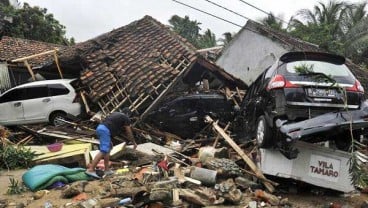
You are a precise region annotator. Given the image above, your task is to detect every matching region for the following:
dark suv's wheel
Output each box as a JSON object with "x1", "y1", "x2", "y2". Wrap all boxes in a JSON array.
[
  {"x1": 49, "y1": 111, "x2": 67, "y2": 126},
  {"x1": 256, "y1": 116, "x2": 273, "y2": 148}
]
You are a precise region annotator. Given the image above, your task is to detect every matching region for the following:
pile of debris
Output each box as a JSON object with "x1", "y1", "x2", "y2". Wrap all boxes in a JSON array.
[{"x1": 0, "y1": 113, "x2": 292, "y2": 207}]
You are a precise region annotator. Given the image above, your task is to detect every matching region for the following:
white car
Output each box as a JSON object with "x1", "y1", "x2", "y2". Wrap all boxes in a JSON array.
[{"x1": 0, "y1": 79, "x2": 82, "y2": 126}]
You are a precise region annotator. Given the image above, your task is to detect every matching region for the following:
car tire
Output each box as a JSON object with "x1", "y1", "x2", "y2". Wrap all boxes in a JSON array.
[
  {"x1": 49, "y1": 111, "x2": 67, "y2": 126},
  {"x1": 256, "y1": 116, "x2": 273, "y2": 148}
]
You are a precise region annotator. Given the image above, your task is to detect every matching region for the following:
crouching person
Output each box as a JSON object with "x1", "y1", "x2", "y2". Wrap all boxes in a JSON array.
[{"x1": 86, "y1": 111, "x2": 137, "y2": 178}]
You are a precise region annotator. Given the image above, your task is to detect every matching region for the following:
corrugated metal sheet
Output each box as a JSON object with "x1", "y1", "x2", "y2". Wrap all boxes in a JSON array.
[{"x1": 0, "y1": 63, "x2": 11, "y2": 93}]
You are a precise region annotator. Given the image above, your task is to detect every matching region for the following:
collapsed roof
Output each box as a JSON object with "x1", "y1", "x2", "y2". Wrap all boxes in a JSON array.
[{"x1": 46, "y1": 15, "x2": 245, "y2": 116}]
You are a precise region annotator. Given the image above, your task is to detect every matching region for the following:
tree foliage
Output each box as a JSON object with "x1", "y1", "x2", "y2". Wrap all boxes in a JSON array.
[
  {"x1": 288, "y1": 0, "x2": 368, "y2": 65},
  {"x1": 169, "y1": 15, "x2": 217, "y2": 49},
  {"x1": 218, "y1": 32, "x2": 234, "y2": 46},
  {"x1": 260, "y1": 12, "x2": 285, "y2": 31},
  {"x1": 0, "y1": 1, "x2": 73, "y2": 45}
]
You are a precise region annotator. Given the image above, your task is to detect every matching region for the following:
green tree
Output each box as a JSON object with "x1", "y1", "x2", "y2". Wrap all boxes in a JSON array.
[
  {"x1": 343, "y1": 2, "x2": 367, "y2": 31},
  {"x1": 260, "y1": 12, "x2": 285, "y2": 31},
  {"x1": 0, "y1": 2, "x2": 73, "y2": 45},
  {"x1": 168, "y1": 15, "x2": 218, "y2": 49},
  {"x1": 344, "y1": 17, "x2": 368, "y2": 64},
  {"x1": 169, "y1": 15, "x2": 201, "y2": 47},
  {"x1": 197, "y1": 29, "x2": 217, "y2": 48},
  {"x1": 289, "y1": 0, "x2": 367, "y2": 65},
  {"x1": 289, "y1": 1, "x2": 348, "y2": 53},
  {"x1": 218, "y1": 32, "x2": 234, "y2": 46}
]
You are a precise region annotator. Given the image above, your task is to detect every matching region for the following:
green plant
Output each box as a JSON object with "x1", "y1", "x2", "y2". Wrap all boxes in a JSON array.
[
  {"x1": 6, "y1": 177, "x2": 27, "y2": 195},
  {"x1": 348, "y1": 141, "x2": 368, "y2": 188},
  {"x1": 294, "y1": 63, "x2": 315, "y2": 74},
  {"x1": 0, "y1": 144, "x2": 36, "y2": 170}
]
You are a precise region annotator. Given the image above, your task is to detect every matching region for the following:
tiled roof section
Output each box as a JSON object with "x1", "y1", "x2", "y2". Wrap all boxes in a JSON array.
[
  {"x1": 78, "y1": 15, "x2": 198, "y2": 101},
  {"x1": 0, "y1": 36, "x2": 66, "y2": 66},
  {"x1": 245, "y1": 20, "x2": 321, "y2": 52}
]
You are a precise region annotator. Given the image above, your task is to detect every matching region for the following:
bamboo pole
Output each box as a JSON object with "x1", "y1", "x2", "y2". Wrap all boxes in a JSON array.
[
  {"x1": 12, "y1": 49, "x2": 59, "y2": 62},
  {"x1": 53, "y1": 50, "x2": 63, "y2": 79},
  {"x1": 23, "y1": 60, "x2": 36, "y2": 81},
  {"x1": 205, "y1": 115, "x2": 275, "y2": 193}
]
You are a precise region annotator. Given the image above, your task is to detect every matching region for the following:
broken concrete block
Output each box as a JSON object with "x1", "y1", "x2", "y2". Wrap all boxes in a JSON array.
[
  {"x1": 149, "y1": 188, "x2": 172, "y2": 202},
  {"x1": 248, "y1": 201, "x2": 258, "y2": 208},
  {"x1": 190, "y1": 167, "x2": 217, "y2": 186},
  {"x1": 198, "y1": 146, "x2": 228, "y2": 163},
  {"x1": 254, "y1": 189, "x2": 280, "y2": 206},
  {"x1": 62, "y1": 184, "x2": 81, "y2": 199},
  {"x1": 204, "y1": 158, "x2": 242, "y2": 176},
  {"x1": 152, "y1": 178, "x2": 178, "y2": 190},
  {"x1": 234, "y1": 176, "x2": 262, "y2": 190},
  {"x1": 32, "y1": 190, "x2": 49, "y2": 200},
  {"x1": 78, "y1": 198, "x2": 100, "y2": 208}
]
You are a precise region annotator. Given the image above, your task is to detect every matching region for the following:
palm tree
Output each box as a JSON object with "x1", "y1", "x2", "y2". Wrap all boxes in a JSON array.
[
  {"x1": 197, "y1": 29, "x2": 217, "y2": 49},
  {"x1": 169, "y1": 15, "x2": 201, "y2": 47},
  {"x1": 343, "y1": 2, "x2": 367, "y2": 31},
  {"x1": 289, "y1": 0, "x2": 367, "y2": 65},
  {"x1": 291, "y1": 1, "x2": 348, "y2": 38},
  {"x1": 344, "y1": 17, "x2": 368, "y2": 63},
  {"x1": 218, "y1": 32, "x2": 234, "y2": 46},
  {"x1": 260, "y1": 12, "x2": 284, "y2": 31}
]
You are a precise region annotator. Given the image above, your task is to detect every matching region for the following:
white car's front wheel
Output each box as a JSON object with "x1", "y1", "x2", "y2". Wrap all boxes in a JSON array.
[{"x1": 49, "y1": 112, "x2": 67, "y2": 126}]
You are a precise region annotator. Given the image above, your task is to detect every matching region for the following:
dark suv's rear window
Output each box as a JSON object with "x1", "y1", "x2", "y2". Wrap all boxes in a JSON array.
[{"x1": 280, "y1": 60, "x2": 355, "y2": 84}]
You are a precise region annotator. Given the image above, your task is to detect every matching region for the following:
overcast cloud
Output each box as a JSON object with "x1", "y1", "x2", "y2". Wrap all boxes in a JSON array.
[{"x1": 21, "y1": 0, "x2": 366, "y2": 42}]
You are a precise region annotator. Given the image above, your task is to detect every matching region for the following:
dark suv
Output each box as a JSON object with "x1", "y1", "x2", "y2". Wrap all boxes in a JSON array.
[
  {"x1": 240, "y1": 52, "x2": 367, "y2": 155},
  {"x1": 146, "y1": 92, "x2": 235, "y2": 138}
]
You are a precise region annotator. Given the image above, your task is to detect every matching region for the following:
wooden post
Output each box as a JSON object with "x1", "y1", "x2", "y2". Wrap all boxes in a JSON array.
[
  {"x1": 80, "y1": 91, "x2": 91, "y2": 114},
  {"x1": 205, "y1": 115, "x2": 275, "y2": 193},
  {"x1": 236, "y1": 87, "x2": 243, "y2": 102},
  {"x1": 213, "y1": 122, "x2": 230, "y2": 147},
  {"x1": 53, "y1": 49, "x2": 63, "y2": 79},
  {"x1": 23, "y1": 60, "x2": 35, "y2": 81}
]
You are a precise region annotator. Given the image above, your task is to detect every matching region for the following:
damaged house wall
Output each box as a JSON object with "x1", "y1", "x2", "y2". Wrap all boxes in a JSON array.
[
  {"x1": 216, "y1": 20, "x2": 368, "y2": 96},
  {"x1": 49, "y1": 15, "x2": 245, "y2": 117},
  {"x1": 216, "y1": 20, "x2": 320, "y2": 86}
]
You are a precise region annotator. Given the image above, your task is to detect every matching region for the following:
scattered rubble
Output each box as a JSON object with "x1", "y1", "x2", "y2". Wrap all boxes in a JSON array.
[{"x1": 0, "y1": 15, "x2": 367, "y2": 208}]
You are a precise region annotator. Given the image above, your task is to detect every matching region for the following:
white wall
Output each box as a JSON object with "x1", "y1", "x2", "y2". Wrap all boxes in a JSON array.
[{"x1": 216, "y1": 29, "x2": 289, "y2": 85}]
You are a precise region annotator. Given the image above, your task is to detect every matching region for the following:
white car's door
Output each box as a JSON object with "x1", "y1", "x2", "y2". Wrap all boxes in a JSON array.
[
  {"x1": 22, "y1": 85, "x2": 53, "y2": 123},
  {"x1": 0, "y1": 88, "x2": 25, "y2": 125}
]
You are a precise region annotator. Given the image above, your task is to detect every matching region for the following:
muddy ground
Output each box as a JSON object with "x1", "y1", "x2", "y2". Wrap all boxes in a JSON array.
[{"x1": 0, "y1": 169, "x2": 367, "y2": 208}]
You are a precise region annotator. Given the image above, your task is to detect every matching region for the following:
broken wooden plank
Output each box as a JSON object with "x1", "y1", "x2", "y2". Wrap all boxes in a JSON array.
[
  {"x1": 236, "y1": 87, "x2": 243, "y2": 102},
  {"x1": 205, "y1": 115, "x2": 275, "y2": 193},
  {"x1": 12, "y1": 49, "x2": 59, "y2": 62},
  {"x1": 90, "y1": 142, "x2": 126, "y2": 160},
  {"x1": 213, "y1": 122, "x2": 230, "y2": 147},
  {"x1": 26, "y1": 143, "x2": 92, "y2": 166},
  {"x1": 53, "y1": 50, "x2": 63, "y2": 79},
  {"x1": 23, "y1": 60, "x2": 35, "y2": 81},
  {"x1": 80, "y1": 91, "x2": 91, "y2": 115}
]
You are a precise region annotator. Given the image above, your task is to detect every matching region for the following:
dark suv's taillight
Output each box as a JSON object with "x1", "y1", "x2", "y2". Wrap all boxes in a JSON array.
[
  {"x1": 267, "y1": 74, "x2": 298, "y2": 90},
  {"x1": 346, "y1": 80, "x2": 364, "y2": 93}
]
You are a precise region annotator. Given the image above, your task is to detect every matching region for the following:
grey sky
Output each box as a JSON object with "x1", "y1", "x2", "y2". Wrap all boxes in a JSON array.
[{"x1": 21, "y1": 0, "x2": 366, "y2": 42}]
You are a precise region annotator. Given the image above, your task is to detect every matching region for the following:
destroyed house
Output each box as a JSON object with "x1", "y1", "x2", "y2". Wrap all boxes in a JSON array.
[
  {"x1": 0, "y1": 36, "x2": 67, "y2": 93},
  {"x1": 43, "y1": 15, "x2": 245, "y2": 117},
  {"x1": 216, "y1": 20, "x2": 368, "y2": 96}
]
